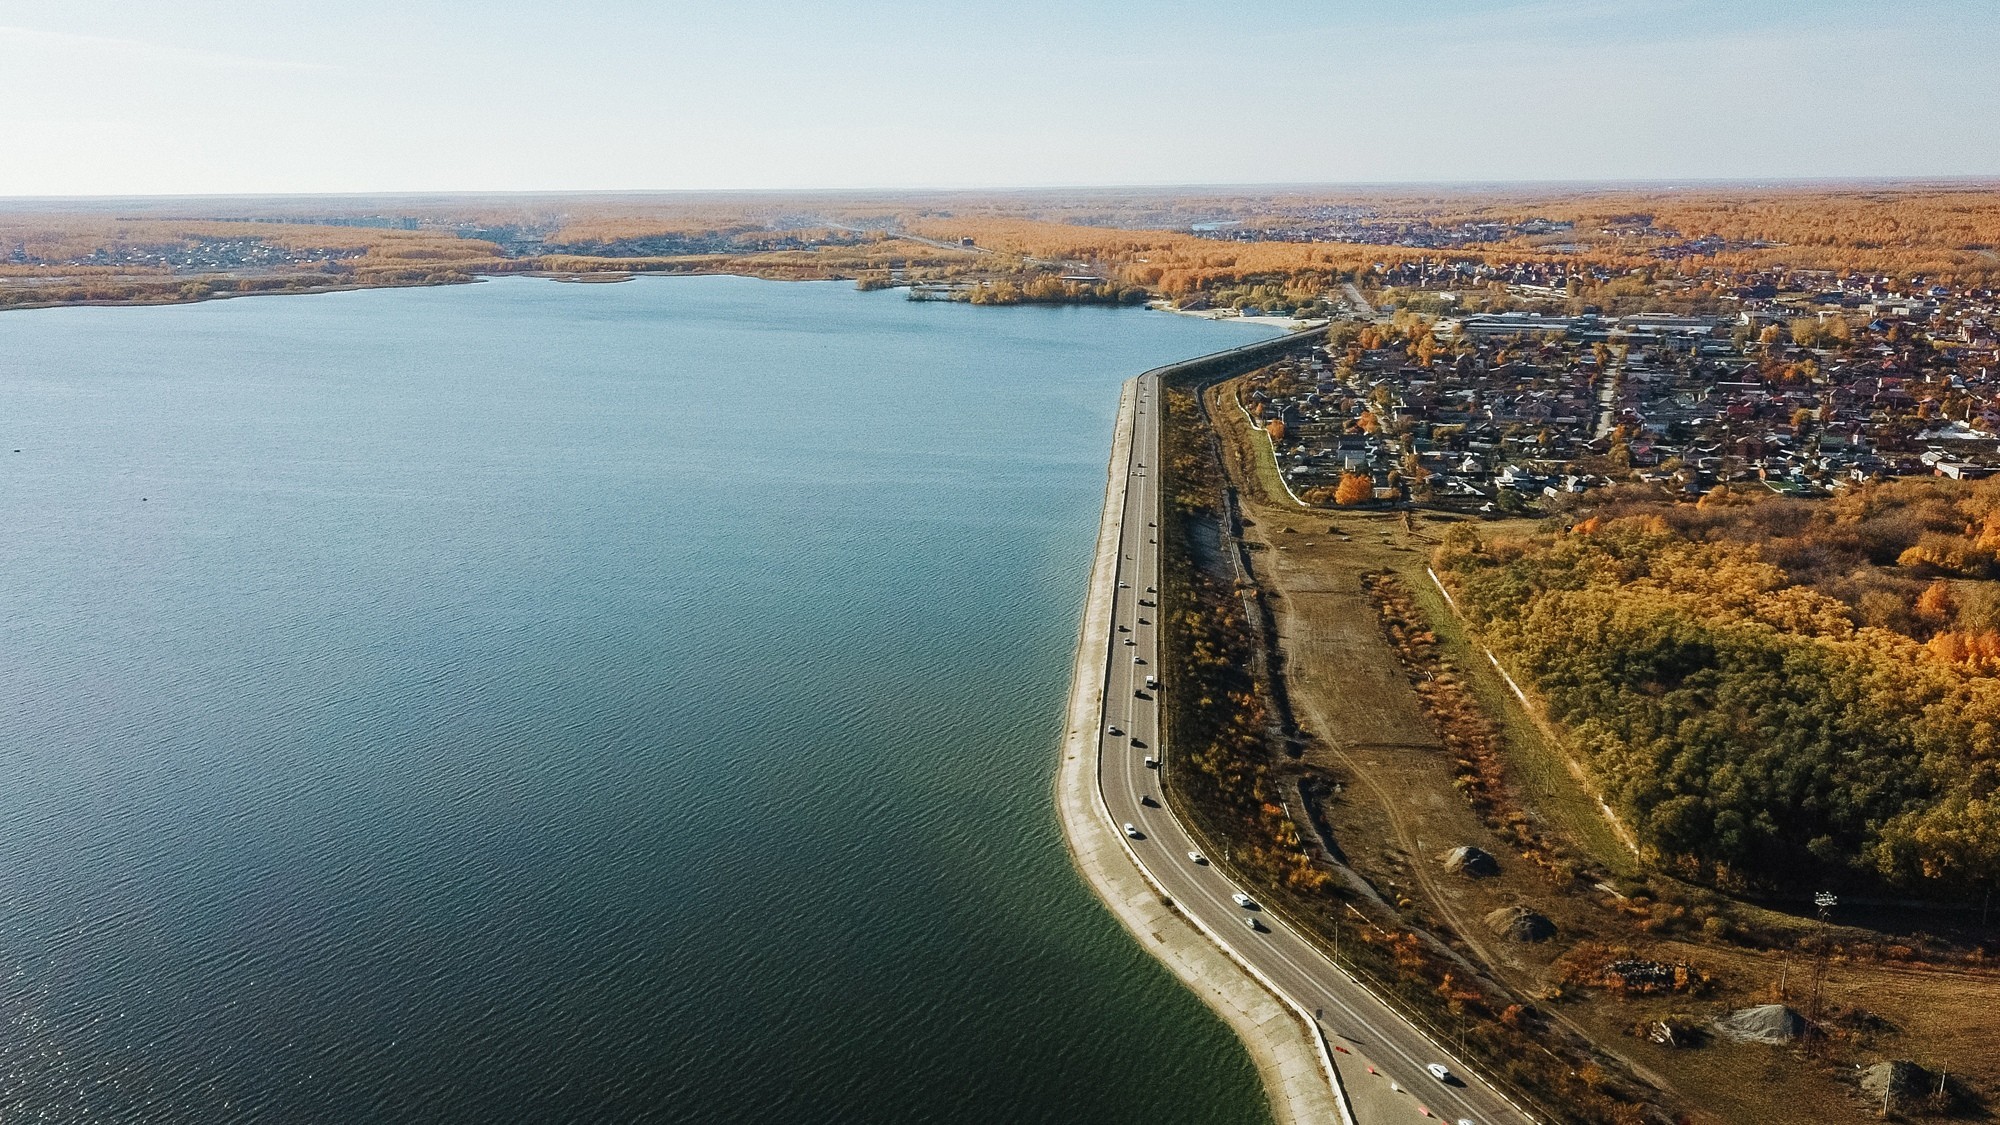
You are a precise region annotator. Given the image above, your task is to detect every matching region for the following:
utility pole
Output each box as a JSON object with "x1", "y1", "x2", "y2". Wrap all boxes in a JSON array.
[{"x1": 1805, "y1": 891, "x2": 1837, "y2": 1057}]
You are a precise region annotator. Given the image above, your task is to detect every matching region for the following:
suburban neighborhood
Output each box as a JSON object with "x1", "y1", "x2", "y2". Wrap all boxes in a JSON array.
[{"x1": 1234, "y1": 264, "x2": 2000, "y2": 510}]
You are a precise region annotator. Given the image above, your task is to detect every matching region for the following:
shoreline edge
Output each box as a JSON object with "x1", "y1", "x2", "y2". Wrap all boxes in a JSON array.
[{"x1": 1053, "y1": 372, "x2": 1343, "y2": 1125}]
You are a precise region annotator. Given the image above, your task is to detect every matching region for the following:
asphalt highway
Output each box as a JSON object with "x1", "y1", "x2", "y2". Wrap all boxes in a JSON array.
[{"x1": 1092, "y1": 371, "x2": 1532, "y2": 1125}]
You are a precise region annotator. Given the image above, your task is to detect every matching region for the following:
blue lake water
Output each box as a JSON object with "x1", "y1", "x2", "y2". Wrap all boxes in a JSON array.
[{"x1": 0, "y1": 276, "x2": 1279, "y2": 1123}]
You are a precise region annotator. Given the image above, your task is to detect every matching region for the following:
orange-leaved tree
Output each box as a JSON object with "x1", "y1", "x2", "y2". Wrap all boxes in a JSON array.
[{"x1": 1334, "y1": 472, "x2": 1374, "y2": 506}]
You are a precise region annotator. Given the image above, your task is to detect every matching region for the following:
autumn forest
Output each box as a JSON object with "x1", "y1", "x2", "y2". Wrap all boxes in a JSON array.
[
  {"x1": 6, "y1": 182, "x2": 2000, "y2": 313},
  {"x1": 1436, "y1": 479, "x2": 2000, "y2": 898}
]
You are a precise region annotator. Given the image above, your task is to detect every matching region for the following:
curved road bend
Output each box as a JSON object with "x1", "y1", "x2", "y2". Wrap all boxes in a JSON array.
[{"x1": 1093, "y1": 371, "x2": 1532, "y2": 1125}]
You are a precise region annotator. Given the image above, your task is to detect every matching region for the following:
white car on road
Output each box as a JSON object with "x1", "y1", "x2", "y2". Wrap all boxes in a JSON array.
[
  {"x1": 1122, "y1": 823, "x2": 1141, "y2": 839},
  {"x1": 1427, "y1": 1063, "x2": 1453, "y2": 1083},
  {"x1": 1231, "y1": 892, "x2": 1257, "y2": 910}
]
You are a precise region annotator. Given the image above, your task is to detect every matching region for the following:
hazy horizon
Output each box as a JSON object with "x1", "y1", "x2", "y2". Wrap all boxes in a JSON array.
[
  {"x1": 6, "y1": 174, "x2": 2000, "y2": 206},
  {"x1": 2, "y1": 0, "x2": 1993, "y2": 196}
]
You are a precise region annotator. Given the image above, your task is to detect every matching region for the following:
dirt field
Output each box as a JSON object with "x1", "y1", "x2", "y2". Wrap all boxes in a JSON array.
[{"x1": 1206, "y1": 376, "x2": 2000, "y2": 1124}]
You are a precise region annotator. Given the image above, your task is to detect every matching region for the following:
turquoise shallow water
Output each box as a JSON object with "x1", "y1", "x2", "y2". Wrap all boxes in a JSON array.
[{"x1": 0, "y1": 276, "x2": 1278, "y2": 1124}]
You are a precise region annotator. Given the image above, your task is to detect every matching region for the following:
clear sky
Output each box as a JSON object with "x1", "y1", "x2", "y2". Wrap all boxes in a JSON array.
[{"x1": 0, "y1": 0, "x2": 1993, "y2": 196}]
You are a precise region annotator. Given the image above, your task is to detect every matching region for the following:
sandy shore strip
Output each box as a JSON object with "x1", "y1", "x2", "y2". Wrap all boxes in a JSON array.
[
  {"x1": 1149, "y1": 303, "x2": 1328, "y2": 333},
  {"x1": 1055, "y1": 376, "x2": 1346, "y2": 1125}
]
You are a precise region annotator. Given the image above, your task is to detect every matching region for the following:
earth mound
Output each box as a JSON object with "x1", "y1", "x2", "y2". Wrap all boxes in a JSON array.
[
  {"x1": 1483, "y1": 905, "x2": 1554, "y2": 942},
  {"x1": 1712, "y1": 1004, "x2": 1805, "y2": 1044},
  {"x1": 1440, "y1": 846, "x2": 1499, "y2": 877}
]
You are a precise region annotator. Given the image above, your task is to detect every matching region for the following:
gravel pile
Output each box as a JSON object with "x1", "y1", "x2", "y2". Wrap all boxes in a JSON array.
[
  {"x1": 1712, "y1": 1004, "x2": 1805, "y2": 1044},
  {"x1": 1440, "y1": 845, "x2": 1499, "y2": 877},
  {"x1": 1483, "y1": 905, "x2": 1555, "y2": 942},
  {"x1": 1859, "y1": 1060, "x2": 1929, "y2": 1104}
]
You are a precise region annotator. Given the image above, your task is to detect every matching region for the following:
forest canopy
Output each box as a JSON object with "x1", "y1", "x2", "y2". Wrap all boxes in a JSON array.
[{"x1": 1434, "y1": 481, "x2": 2000, "y2": 897}]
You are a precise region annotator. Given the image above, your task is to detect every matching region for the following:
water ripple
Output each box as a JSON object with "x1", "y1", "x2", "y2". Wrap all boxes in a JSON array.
[{"x1": 0, "y1": 276, "x2": 1281, "y2": 1125}]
